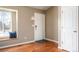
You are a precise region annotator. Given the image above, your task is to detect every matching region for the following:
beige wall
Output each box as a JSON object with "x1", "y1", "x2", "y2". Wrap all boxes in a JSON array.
[
  {"x1": 12, "y1": 12, "x2": 16, "y2": 32},
  {"x1": 0, "y1": 6, "x2": 44, "y2": 47},
  {"x1": 45, "y1": 7, "x2": 58, "y2": 41}
]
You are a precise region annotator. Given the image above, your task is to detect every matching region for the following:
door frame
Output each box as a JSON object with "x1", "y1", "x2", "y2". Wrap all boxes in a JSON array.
[{"x1": 58, "y1": 6, "x2": 62, "y2": 49}]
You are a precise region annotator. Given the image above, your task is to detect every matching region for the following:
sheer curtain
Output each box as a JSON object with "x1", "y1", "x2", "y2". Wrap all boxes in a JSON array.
[{"x1": 0, "y1": 11, "x2": 12, "y2": 33}]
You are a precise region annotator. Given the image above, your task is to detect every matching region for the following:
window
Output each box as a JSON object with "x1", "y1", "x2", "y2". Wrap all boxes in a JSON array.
[{"x1": 0, "y1": 11, "x2": 12, "y2": 33}]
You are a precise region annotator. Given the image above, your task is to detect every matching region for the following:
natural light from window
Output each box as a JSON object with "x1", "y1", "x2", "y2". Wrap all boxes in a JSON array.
[{"x1": 0, "y1": 11, "x2": 12, "y2": 33}]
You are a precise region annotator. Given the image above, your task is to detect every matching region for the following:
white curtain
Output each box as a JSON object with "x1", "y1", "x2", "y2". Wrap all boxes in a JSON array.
[{"x1": 0, "y1": 11, "x2": 12, "y2": 33}]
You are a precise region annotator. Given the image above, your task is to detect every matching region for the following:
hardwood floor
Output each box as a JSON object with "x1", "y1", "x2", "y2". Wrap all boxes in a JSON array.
[{"x1": 0, "y1": 40, "x2": 66, "y2": 52}]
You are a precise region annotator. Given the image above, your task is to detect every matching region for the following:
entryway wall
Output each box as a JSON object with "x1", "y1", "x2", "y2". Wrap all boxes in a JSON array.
[{"x1": 45, "y1": 7, "x2": 58, "y2": 41}]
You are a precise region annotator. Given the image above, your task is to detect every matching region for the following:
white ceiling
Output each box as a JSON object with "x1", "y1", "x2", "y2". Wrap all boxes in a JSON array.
[{"x1": 30, "y1": 6, "x2": 51, "y2": 10}]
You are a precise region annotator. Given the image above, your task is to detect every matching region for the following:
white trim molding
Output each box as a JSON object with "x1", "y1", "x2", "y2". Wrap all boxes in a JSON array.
[{"x1": 45, "y1": 38, "x2": 58, "y2": 43}]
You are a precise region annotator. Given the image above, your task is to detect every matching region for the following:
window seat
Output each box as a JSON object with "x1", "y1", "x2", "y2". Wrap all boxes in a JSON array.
[{"x1": 0, "y1": 32, "x2": 9, "y2": 41}]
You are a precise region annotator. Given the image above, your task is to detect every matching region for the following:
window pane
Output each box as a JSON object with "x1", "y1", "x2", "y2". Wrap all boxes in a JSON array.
[{"x1": 0, "y1": 11, "x2": 12, "y2": 32}]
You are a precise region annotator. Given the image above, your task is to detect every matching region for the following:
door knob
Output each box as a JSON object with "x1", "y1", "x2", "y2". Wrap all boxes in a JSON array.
[
  {"x1": 35, "y1": 25, "x2": 37, "y2": 28},
  {"x1": 35, "y1": 25, "x2": 37, "y2": 30},
  {"x1": 73, "y1": 31, "x2": 77, "y2": 32}
]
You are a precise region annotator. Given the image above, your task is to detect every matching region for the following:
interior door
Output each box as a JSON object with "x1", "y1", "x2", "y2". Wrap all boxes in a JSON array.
[
  {"x1": 60, "y1": 6, "x2": 78, "y2": 52},
  {"x1": 34, "y1": 13, "x2": 45, "y2": 41}
]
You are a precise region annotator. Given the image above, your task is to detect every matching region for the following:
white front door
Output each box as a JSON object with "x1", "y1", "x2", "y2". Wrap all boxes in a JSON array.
[
  {"x1": 34, "y1": 13, "x2": 45, "y2": 41},
  {"x1": 60, "y1": 6, "x2": 78, "y2": 52}
]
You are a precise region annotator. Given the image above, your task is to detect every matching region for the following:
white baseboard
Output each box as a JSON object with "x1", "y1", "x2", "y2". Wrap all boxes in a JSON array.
[
  {"x1": 0, "y1": 40, "x2": 36, "y2": 49},
  {"x1": 45, "y1": 38, "x2": 58, "y2": 43}
]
